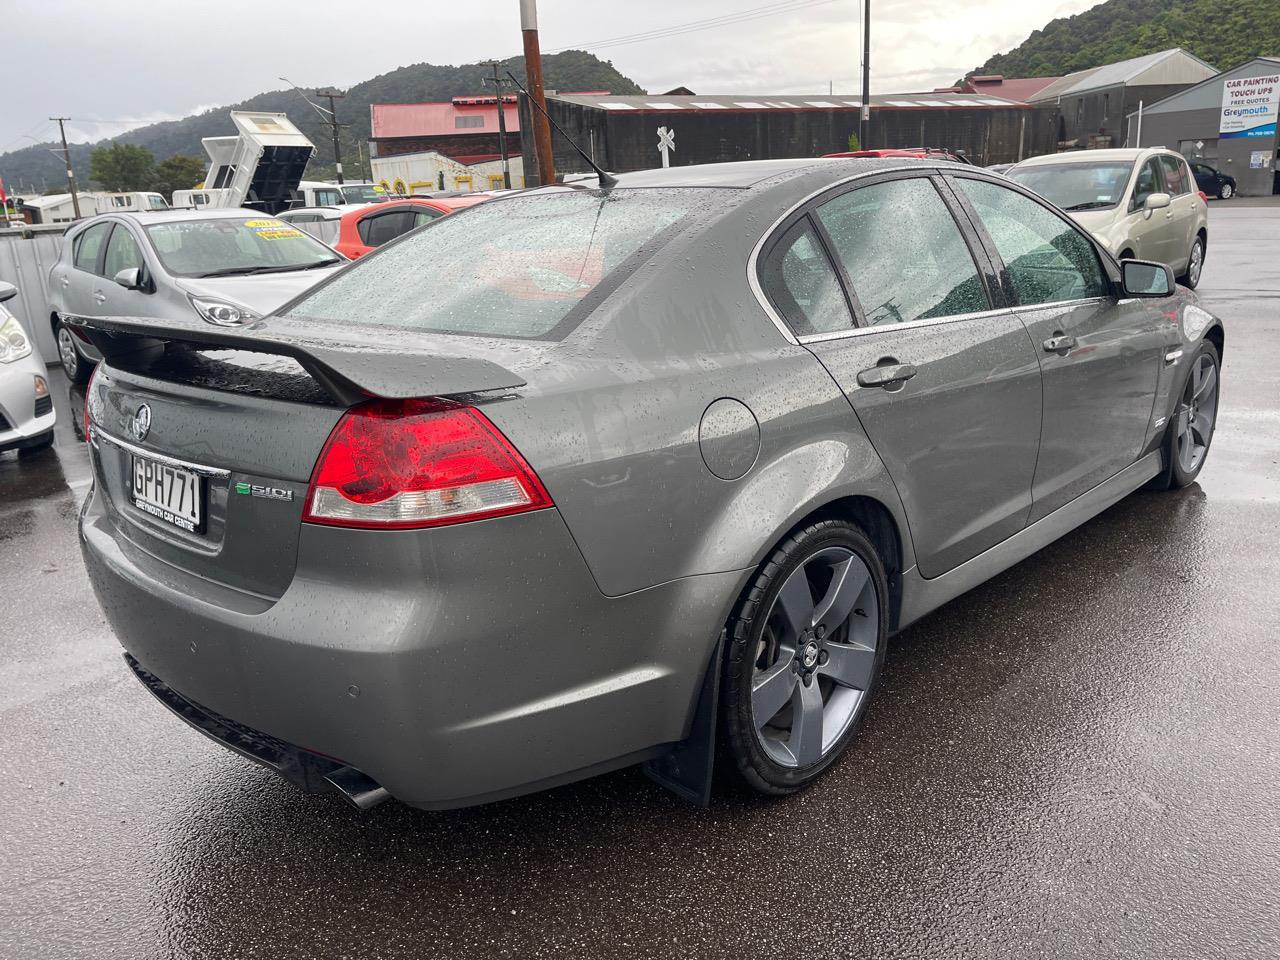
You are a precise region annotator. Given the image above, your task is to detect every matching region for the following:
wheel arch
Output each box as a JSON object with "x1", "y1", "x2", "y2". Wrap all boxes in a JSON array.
[{"x1": 1204, "y1": 320, "x2": 1224, "y2": 363}]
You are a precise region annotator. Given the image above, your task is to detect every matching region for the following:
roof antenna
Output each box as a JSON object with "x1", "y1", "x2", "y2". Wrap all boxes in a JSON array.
[{"x1": 505, "y1": 71, "x2": 617, "y2": 188}]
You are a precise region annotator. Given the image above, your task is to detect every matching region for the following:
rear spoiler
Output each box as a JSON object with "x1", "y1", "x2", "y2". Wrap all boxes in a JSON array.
[{"x1": 63, "y1": 313, "x2": 527, "y2": 405}]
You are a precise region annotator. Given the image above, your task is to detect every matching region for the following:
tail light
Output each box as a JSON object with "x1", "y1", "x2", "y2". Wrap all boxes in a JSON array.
[
  {"x1": 303, "y1": 398, "x2": 553, "y2": 529},
  {"x1": 1198, "y1": 191, "x2": 1209, "y2": 203},
  {"x1": 84, "y1": 364, "x2": 99, "y2": 441}
]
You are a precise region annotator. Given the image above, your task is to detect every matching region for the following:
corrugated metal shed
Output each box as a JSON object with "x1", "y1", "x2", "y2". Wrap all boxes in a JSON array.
[
  {"x1": 1031, "y1": 48, "x2": 1217, "y2": 101},
  {"x1": 549, "y1": 93, "x2": 1028, "y2": 112}
]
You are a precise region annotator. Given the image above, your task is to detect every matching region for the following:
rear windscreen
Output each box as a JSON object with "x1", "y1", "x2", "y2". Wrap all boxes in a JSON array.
[{"x1": 284, "y1": 188, "x2": 724, "y2": 339}]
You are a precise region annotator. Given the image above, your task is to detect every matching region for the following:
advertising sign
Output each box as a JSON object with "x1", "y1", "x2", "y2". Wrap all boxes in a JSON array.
[
  {"x1": 1220, "y1": 74, "x2": 1280, "y2": 139},
  {"x1": 1251, "y1": 150, "x2": 1267, "y2": 169}
]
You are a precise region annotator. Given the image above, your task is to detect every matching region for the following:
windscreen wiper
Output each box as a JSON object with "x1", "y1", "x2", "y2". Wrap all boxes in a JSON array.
[{"x1": 1062, "y1": 201, "x2": 1114, "y2": 211}]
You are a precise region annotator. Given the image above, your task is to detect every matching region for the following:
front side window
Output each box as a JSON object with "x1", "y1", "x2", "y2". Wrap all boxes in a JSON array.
[
  {"x1": 288, "y1": 188, "x2": 716, "y2": 340},
  {"x1": 73, "y1": 222, "x2": 111, "y2": 273},
  {"x1": 103, "y1": 225, "x2": 145, "y2": 278},
  {"x1": 954, "y1": 177, "x2": 1107, "y2": 307},
  {"x1": 815, "y1": 177, "x2": 987, "y2": 326},
  {"x1": 143, "y1": 217, "x2": 340, "y2": 277},
  {"x1": 1159, "y1": 155, "x2": 1191, "y2": 196},
  {"x1": 1131, "y1": 159, "x2": 1163, "y2": 210},
  {"x1": 759, "y1": 218, "x2": 851, "y2": 336},
  {"x1": 357, "y1": 210, "x2": 416, "y2": 247}
]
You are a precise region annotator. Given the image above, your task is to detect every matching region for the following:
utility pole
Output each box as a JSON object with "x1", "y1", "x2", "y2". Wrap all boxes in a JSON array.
[
  {"x1": 519, "y1": 0, "x2": 556, "y2": 186},
  {"x1": 50, "y1": 117, "x2": 81, "y2": 219},
  {"x1": 859, "y1": 0, "x2": 872, "y2": 149},
  {"x1": 315, "y1": 89, "x2": 347, "y2": 184},
  {"x1": 485, "y1": 62, "x2": 513, "y2": 189}
]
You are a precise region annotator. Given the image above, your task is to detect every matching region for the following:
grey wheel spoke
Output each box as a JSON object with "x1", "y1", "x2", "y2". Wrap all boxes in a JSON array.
[
  {"x1": 812, "y1": 559, "x2": 868, "y2": 634},
  {"x1": 787, "y1": 679, "x2": 825, "y2": 766},
  {"x1": 1191, "y1": 358, "x2": 1203, "y2": 396},
  {"x1": 752, "y1": 658, "x2": 797, "y2": 729},
  {"x1": 1193, "y1": 412, "x2": 1212, "y2": 443},
  {"x1": 773, "y1": 566, "x2": 815, "y2": 642},
  {"x1": 819, "y1": 639, "x2": 876, "y2": 690},
  {"x1": 1195, "y1": 363, "x2": 1217, "y2": 401},
  {"x1": 1176, "y1": 405, "x2": 1191, "y2": 440}
]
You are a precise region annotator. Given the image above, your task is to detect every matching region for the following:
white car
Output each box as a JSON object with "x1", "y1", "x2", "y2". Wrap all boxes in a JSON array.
[
  {"x1": 1009, "y1": 148, "x2": 1209, "y2": 288},
  {"x1": 0, "y1": 282, "x2": 55, "y2": 457}
]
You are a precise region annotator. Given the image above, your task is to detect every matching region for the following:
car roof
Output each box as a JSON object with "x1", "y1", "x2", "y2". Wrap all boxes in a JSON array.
[
  {"x1": 545, "y1": 157, "x2": 951, "y2": 193},
  {"x1": 1014, "y1": 147, "x2": 1177, "y2": 168}
]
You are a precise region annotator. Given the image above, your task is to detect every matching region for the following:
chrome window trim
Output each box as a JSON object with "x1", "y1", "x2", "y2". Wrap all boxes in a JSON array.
[
  {"x1": 796, "y1": 306, "x2": 1012, "y2": 343},
  {"x1": 90, "y1": 426, "x2": 231, "y2": 479},
  {"x1": 1010, "y1": 295, "x2": 1110, "y2": 315},
  {"x1": 746, "y1": 164, "x2": 970, "y2": 346}
]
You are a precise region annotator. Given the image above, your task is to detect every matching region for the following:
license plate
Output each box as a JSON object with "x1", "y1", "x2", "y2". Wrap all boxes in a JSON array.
[{"x1": 132, "y1": 455, "x2": 204, "y2": 533}]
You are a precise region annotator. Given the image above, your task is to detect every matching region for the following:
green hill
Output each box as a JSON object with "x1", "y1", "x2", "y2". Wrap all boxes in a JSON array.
[
  {"x1": 1, "y1": 50, "x2": 643, "y2": 192},
  {"x1": 970, "y1": 0, "x2": 1280, "y2": 78}
]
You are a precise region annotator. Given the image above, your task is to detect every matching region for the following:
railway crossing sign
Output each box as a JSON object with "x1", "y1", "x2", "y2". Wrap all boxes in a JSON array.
[{"x1": 657, "y1": 126, "x2": 675, "y2": 167}]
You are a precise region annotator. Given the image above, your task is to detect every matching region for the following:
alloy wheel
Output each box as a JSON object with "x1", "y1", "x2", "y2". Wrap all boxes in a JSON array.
[
  {"x1": 1188, "y1": 240, "x2": 1204, "y2": 287},
  {"x1": 750, "y1": 546, "x2": 879, "y2": 768},
  {"x1": 1177, "y1": 352, "x2": 1218, "y2": 475},
  {"x1": 1220, "y1": 183, "x2": 1234, "y2": 200},
  {"x1": 57, "y1": 326, "x2": 79, "y2": 378}
]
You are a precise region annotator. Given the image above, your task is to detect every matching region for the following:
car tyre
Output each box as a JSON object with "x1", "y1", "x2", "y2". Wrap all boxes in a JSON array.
[
  {"x1": 722, "y1": 518, "x2": 888, "y2": 795},
  {"x1": 1150, "y1": 340, "x2": 1220, "y2": 490},
  {"x1": 1219, "y1": 182, "x2": 1234, "y2": 200},
  {"x1": 54, "y1": 319, "x2": 92, "y2": 384},
  {"x1": 1180, "y1": 236, "x2": 1205, "y2": 289}
]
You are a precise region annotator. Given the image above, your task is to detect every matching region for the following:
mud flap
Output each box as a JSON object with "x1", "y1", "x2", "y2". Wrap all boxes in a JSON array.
[{"x1": 642, "y1": 632, "x2": 723, "y2": 806}]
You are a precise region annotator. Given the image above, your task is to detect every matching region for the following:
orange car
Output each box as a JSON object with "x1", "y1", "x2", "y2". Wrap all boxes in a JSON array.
[{"x1": 334, "y1": 196, "x2": 489, "y2": 259}]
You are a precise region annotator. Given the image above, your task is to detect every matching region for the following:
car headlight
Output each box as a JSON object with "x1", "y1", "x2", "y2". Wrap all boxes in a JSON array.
[
  {"x1": 0, "y1": 314, "x2": 32, "y2": 364},
  {"x1": 190, "y1": 296, "x2": 258, "y2": 327}
]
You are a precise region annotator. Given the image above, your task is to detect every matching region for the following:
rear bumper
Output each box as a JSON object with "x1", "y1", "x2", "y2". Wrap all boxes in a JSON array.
[{"x1": 80, "y1": 486, "x2": 741, "y2": 809}]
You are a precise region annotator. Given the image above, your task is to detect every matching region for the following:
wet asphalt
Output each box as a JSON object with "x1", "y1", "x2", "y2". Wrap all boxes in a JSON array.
[{"x1": 2, "y1": 206, "x2": 1278, "y2": 960}]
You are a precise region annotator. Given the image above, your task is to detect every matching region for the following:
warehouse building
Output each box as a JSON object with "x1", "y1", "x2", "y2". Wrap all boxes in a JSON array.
[
  {"x1": 523, "y1": 92, "x2": 1056, "y2": 178},
  {"x1": 1028, "y1": 48, "x2": 1217, "y2": 149},
  {"x1": 1131, "y1": 57, "x2": 1280, "y2": 196}
]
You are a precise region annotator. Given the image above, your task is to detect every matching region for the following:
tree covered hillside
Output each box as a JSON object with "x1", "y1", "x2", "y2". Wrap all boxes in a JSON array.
[
  {"x1": 1, "y1": 50, "x2": 644, "y2": 191},
  {"x1": 971, "y1": 0, "x2": 1280, "y2": 78}
]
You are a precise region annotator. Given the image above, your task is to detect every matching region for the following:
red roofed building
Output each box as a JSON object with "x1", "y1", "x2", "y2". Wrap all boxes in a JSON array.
[
  {"x1": 935, "y1": 74, "x2": 1063, "y2": 103},
  {"x1": 370, "y1": 95, "x2": 522, "y2": 163}
]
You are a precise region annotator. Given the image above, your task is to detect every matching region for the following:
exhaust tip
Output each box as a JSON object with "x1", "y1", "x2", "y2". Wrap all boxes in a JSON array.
[{"x1": 324, "y1": 765, "x2": 391, "y2": 811}]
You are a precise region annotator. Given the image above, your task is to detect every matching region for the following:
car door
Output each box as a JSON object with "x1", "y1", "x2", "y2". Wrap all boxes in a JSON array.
[
  {"x1": 62, "y1": 221, "x2": 113, "y2": 316},
  {"x1": 1158, "y1": 154, "x2": 1198, "y2": 272},
  {"x1": 1126, "y1": 157, "x2": 1178, "y2": 266},
  {"x1": 767, "y1": 172, "x2": 1043, "y2": 578},
  {"x1": 1191, "y1": 163, "x2": 1216, "y2": 195},
  {"x1": 96, "y1": 221, "x2": 162, "y2": 319},
  {"x1": 947, "y1": 174, "x2": 1166, "y2": 522}
]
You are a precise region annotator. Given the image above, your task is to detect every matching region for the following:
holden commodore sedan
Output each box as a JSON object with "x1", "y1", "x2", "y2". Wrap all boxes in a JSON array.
[
  {"x1": 48, "y1": 210, "x2": 346, "y2": 382},
  {"x1": 72, "y1": 158, "x2": 1224, "y2": 811}
]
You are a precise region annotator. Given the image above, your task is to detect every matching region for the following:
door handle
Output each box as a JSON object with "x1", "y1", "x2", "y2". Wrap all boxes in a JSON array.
[
  {"x1": 60, "y1": 277, "x2": 70, "y2": 289},
  {"x1": 856, "y1": 362, "x2": 917, "y2": 390},
  {"x1": 92, "y1": 290, "x2": 106, "y2": 305},
  {"x1": 1043, "y1": 334, "x2": 1078, "y2": 355}
]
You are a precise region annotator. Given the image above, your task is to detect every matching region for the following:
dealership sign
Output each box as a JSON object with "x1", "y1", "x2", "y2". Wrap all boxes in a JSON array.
[{"x1": 1220, "y1": 74, "x2": 1280, "y2": 139}]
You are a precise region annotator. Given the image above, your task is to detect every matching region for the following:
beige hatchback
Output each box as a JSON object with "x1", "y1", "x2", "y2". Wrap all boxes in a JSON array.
[{"x1": 1009, "y1": 148, "x2": 1208, "y2": 288}]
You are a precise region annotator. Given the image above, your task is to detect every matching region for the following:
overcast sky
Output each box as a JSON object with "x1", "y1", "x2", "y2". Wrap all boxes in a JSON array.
[{"x1": 2, "y1": 0, "x2": 1100, "y2": 151}]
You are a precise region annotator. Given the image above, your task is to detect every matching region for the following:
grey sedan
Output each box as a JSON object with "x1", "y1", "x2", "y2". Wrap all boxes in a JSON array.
[
  {"x1": 73, "y1": 158, "x2": 1224, "y2": 810},
  {"x1": 48, "y1": 209, "x2": 345, "y2": 382}
]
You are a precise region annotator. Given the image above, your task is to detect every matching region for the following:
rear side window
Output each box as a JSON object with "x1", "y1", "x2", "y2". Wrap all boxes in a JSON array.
[
  {"x1": 73, "y1": 222, "x2": 111, "y2": 274},
  {"x1": 815, "y1": 177, "x2": 988, "y2": 326},
  {"x1": 1159, "y1": 155, "x2": 1191, "y2": 196},
  {"x1": 759, "y1": 218, "x2": 851, "y2": 336},
  {"x1": 357, "y1": 210, "x2": 415, "y2": 247},
  {"x1": 289, "y1": 189, "x2": 718, "y2": 340},
  {"x1": 954, "y1": 178, "x2": 1107, "y2": 306}
]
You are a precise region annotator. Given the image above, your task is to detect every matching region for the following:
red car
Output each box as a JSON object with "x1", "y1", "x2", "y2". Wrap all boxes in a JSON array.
[
  {"x1": 823, "y1": 148, "x2": 973, "y2": 164},
  {"x1": 334, "y1": 196, "x2": 489, "y2": 259}
]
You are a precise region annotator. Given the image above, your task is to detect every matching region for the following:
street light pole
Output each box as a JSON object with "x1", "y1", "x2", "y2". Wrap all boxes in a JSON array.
[
  {"x1": 50, "y1": 117, "x2": 81, "y2": 219},
  {"x1": 519, "y1": 0, "x2": 556, "y2": 186}
]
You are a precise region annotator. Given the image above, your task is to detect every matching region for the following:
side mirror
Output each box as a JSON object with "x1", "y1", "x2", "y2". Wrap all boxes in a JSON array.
[
  {"x1": 1121, "y1": 259, "x2": 1175, "y2": 298},
  {"x1": 1144, "y1": 192, "x2": 1171, "y2": 211},
  {"x1": 113, "y1": 267, "x2": 142, "y2": 290},
  {"x1": 0, "y1": 280, "x2": 16, "y2": 303}
]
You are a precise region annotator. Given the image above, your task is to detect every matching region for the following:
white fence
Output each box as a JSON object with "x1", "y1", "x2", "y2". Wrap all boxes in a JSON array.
[{"x1": 0, "y1": 227, "x2": 64, "y2": 361}]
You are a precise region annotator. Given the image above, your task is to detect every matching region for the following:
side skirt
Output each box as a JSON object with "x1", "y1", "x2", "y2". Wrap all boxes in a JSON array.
[{"x1": 898, "y1": 451, "x2": 1162, "y2": 629}]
